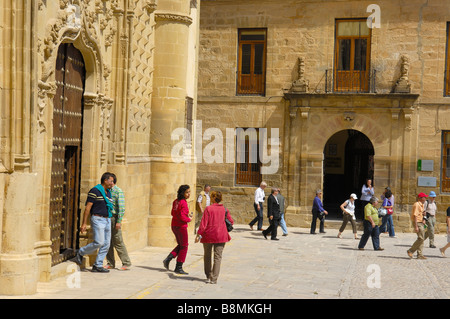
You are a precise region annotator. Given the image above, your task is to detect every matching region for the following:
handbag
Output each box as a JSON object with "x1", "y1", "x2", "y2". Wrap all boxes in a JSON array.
[
  {"x1": 378, "y1": 207, "x2": 387, "y2": 217},
  {"x1": 224, "y1": 207, "x2": 233, "y2": 232},
  {"x1": 387, "y1": 208, "x2": 393, "y2": 215}
]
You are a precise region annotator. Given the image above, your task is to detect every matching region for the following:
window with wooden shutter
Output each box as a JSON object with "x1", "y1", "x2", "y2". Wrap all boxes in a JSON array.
[
  {"x1": 237, "y1": 29, "x2": 267, "y2": 95},
  {"x1": 334, "y1": 19, "x2": 371, "y2": 92},
  {"x1": 235, "y1": 128, "x2": 262, "y2": 186}
]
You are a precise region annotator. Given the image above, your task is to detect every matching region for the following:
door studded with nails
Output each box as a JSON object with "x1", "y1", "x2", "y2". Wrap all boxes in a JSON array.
[{"x1": 50, "y1": 43, "x2": 85, "y2": 266}]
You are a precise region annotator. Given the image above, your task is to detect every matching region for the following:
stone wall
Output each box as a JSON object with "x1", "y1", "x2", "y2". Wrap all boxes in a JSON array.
[
  {"x1": 197, "y1": 0, "x2": 450, "y2": 233},
  {"x1": 0, "y1": 0, "x2": 200, "y2": 295}
]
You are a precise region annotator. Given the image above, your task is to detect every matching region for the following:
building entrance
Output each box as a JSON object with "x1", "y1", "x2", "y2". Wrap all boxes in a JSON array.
[
  {"x1": 323, "y1": 130, "x2": 374, "y2": 220},
  {"x1": 49, "y1": 43, "x2": 85, "y2": 266}
]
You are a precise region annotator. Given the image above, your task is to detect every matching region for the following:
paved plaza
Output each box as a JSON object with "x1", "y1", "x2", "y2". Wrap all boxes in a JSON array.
[{"x1": 2, "y1": 224, "x2": 449, "y2": 300}]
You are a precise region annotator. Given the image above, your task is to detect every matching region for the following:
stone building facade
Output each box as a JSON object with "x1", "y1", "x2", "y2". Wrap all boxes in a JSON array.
[
  {"x1": 0, "y1": 0, "x2": 199, "y2": 295},
  {"x1": 196, "y1": 0, "x2": 450, "y2": 232}
]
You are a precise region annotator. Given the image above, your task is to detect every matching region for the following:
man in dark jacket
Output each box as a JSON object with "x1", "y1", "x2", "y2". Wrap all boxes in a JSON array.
[{"x1": 262, "y1": 188, "x2": 281, "y2": 240}]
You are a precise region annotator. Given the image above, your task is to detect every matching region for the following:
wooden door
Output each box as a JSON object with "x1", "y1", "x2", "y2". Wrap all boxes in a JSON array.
[
  {"x1": 334, "y1": 20, "x2": 371, "y2": 92},
  {"x1": 50, "y1": 43, "x2": 85, "y2": 266}
]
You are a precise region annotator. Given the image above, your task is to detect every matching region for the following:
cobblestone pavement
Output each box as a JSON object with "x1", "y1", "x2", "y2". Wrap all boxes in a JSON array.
[{"x1": 2, "y1": 225, "x2": 449, "y2": 300}]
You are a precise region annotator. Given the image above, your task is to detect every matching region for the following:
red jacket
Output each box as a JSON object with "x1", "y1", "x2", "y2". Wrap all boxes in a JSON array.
[
  {"x1": 197, "y1": 203, "x2": 234, "y2": 243},
  {"x1": 171, "y1": 199, "x2": 191, "y2": 228}
]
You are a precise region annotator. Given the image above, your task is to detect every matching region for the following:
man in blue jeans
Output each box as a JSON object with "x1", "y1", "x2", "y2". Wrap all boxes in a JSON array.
[{"x1": 74, "y1": 172, "x2": 114, "y2": 272}]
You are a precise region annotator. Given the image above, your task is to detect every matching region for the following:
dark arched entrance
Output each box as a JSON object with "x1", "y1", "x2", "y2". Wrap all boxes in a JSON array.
[{"x1": 323, "y1": 129, "x2": 374, "y2": 220}]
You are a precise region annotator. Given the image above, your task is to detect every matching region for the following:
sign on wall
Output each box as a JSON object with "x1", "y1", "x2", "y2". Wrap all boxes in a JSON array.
[
  {"x1": 417, "y1": 176, "x2": 437, "y2": 187},
  {"x1": 417, "y1": 159, "x2": 434, "y2": 172}
]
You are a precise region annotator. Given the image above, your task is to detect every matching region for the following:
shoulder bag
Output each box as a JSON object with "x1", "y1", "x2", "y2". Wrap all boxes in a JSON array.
[{"x1": 224, "y1": 207, "x2": 233, "y2": 232}]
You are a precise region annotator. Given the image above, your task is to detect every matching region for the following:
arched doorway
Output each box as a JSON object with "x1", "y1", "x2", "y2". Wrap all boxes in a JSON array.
[
  {"x1": 323, "y1": 129, "x2": 374, "y2": 220},
  {"x1": 49, "y1": 43, "x2": 86, "y2": 266}
]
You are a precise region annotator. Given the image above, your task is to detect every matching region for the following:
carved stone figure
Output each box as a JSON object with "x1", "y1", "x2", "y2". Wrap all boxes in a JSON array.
[
  {"x1": 291, "y1": 57, "x2": 309, "y2": 93},
  {"x1": 394, "y1": 55, "x2": 411, "y2": 93}
]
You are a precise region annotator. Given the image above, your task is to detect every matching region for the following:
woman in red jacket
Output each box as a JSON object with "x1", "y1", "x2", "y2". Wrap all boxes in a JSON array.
[
  {"x1": 163, "y1": 184, "x2": 193, "y2": 275},
  {"x1": 195, "y1": 191, "x2": 234, "y2": 284}
]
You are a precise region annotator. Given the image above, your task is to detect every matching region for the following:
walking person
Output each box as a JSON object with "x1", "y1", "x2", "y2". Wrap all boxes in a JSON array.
[
  {"x1": 439, "y1": 207, "x2": 450, "y2": 257},
  {"x1": 310, "y1": 189, "x2": 328, "y2": 234},
  {"x1": 360, "y1": 179, "x2": 374, "y2": 218},
  {"x1": 163, "y1": 185, "x2": 193, "y2": 275},
  {"x1": 379, "y1": 188, "x2": 396, "y2": 238},
  {"x1": 74, "y1": 172, "x2": 115, "y2": 272},
  {"x1": 358, "y1": 196, "x2": 384, "y2": 251},
  {"x1": 262, "y1": 188, "x2": 282, "y2": 240},
  {"x1": 424, "y1": 191, "x2": 438, "y2": 248},
  {"x1": 195, "y1": 184, "x2": 211, "y2": 233},
  {"x1": 277, "y1": 188, "x2": 288, "y2": 236},
  {"x1": 249, "y1": 181, "x2": 267, "y2": 231},
  {"x1": 195, "y1": 191, "x2": 234, "y2": 284},
  {"x1": 337, "y1": 193, "x2": 358, "y2": 239},
  {"x1": 106, "y1": 173, "x2": 132, "y2": 271},
  {"x1": 407, "y1": 193, "x2": 428, "y2": 259}
]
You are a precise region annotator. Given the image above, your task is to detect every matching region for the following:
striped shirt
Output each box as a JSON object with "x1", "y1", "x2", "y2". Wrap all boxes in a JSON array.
[{"x1": 110, "y1": 185, "x2": 126, "y2": 223}]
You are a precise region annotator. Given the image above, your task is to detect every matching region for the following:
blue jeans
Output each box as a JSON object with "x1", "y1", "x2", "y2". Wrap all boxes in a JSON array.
[
  {"x1": 358, "y1": 220, "x2": 380, "y2": 250},
  {"x1": 79, "y1": 215, "x2": 112, "y2": 268},
  {"x1": 380, "y1": 214, "x2": 395, "y2": 237},
  {"x1": 280, "y1": 213, "x2": 288, "y2": 234}
]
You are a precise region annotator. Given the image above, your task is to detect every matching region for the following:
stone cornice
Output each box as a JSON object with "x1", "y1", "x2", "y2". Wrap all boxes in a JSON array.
[
  {"x1": 154, "y1": 12, "x2": 192, "y2": 25},
  {"x1": 283, "y1": 92, "x2": 420, "y2": 109}
]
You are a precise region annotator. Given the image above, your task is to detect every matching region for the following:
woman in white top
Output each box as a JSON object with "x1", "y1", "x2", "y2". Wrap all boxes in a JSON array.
[
  {"x1": 360, "y1": 179, "x2": 374, "y2": 217},
  {"x1": 338, "y1": 194, "x2": 359, "y2": 239}
]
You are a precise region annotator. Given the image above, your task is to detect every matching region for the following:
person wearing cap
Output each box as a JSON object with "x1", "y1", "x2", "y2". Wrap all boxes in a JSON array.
[
  {"x1": 424, "y1": 191, "x2": 438, "y2": 248},
  {"x1": 407, "y1": 192, "x2": 428, "y2": 259},
  {"x1": 337, "y1": 193, "x2": 358, "y2": 239}
]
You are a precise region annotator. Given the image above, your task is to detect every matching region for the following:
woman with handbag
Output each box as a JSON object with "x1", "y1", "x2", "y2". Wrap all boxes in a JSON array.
[
  {"x1": 195, "y1": 191, "x2": 234, "y2": 284},
  {"x1": 379, "y1": 189, "x2": 396, "y2": 238},
  {"x1": 337, "y1": 193, "x2": 359, "y2": 239}
]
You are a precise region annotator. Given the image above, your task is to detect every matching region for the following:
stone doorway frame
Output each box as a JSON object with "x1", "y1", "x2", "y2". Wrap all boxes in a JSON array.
[{"x1": 37, "y1": 13, "x2": 110, "y2": 279}]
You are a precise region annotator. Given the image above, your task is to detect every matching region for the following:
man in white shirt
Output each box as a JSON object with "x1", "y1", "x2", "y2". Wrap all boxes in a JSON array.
[
  {"x1": 249, "y1": 181, "x2": 267, "y2": 231},
  {"x1": 195, "y1": 185, "x2": 211, "y2": 233}
]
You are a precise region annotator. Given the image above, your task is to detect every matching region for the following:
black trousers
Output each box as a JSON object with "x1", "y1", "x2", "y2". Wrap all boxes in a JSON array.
[
  {"x1": 310, "y1": 210, "x2": 325, "y2": 234},
  {"x1": 263, "y1": 218, "x2": 280, "y2": 239},
  {"x1": 250, "y1": 202, "x2": 264, "y2": 230}
]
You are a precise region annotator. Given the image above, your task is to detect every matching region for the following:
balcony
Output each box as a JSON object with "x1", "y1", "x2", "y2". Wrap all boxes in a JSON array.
[{"x1": 324, "y1": 68, "x2": 377, "y2": 93}]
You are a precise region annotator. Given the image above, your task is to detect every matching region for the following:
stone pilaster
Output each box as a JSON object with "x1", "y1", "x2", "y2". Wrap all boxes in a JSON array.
[{"x1": 149, "y1": 0, "x2": 196, "y2": 247}]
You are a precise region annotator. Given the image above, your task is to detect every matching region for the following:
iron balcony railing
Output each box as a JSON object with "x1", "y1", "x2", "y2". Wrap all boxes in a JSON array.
[{"x1": 324, "y1": 68, "x2": 377, "y2": 93}]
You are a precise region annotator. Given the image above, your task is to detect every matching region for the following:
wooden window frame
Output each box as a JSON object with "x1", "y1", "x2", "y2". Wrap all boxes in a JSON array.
[
  {"x1": 237, "y1": 28, "x2": 267, "y2": 96},
  {"x1": 334, "y1": 19, "x2": 372, "y2": 92},
  {"x1": 445, "y1": 22, "x2": 450, "y2": 96},
  {"x1": 442, "y1": 131, "x2": 450, "y2": 193},
  {"x1": 235, "y1": 128, "x2": 262, "y2": 186}
]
